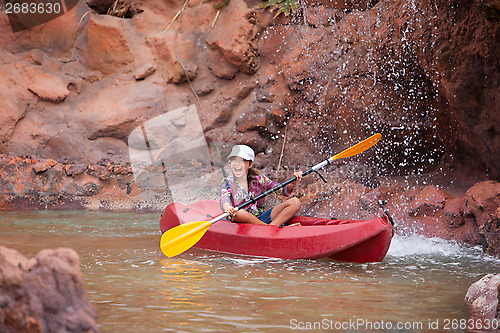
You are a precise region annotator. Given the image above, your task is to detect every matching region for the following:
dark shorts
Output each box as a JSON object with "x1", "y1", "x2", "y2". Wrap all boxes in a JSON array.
[{"x1": 257, "y1": 208, "x2": 273, "y2": 224}]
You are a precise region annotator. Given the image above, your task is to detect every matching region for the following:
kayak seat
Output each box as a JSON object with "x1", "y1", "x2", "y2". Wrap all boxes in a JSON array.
[{"x1": 313, "y1": 220, "x2": 328, "y2": 226}]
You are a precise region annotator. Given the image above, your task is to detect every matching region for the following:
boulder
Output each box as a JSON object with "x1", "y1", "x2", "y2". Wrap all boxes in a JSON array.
[
  {"x1": 26, "y1": 68, "x2": 70, "y2": 102},
  {"x1": 152, "y1": 32, "x2": 198, "y2": 83},
  {"x1": 32, "y1": 159, "x2": 57, "y2": 173},
  {"x1": 85, "y1": 14, "x2": 133, "y2": 75},
  {"x1": 204, "y1": 0, "x2": 260, "y2": 74},
  {"x1": 479, "y1": 207, "x2": 500, "y2": 257},
  {"x1": 463, "y1": 181, "x2": 500, "y2": 255},
  {"x1": 465, "y1": 274, "x2": 500, "y2": 320},
  {"x1": 65, "y1": 163, "x2": 88, "y2": 177},
  {"x1": 236, "y1": 104, "x2": 269, "y2": 133},
  {"x1": 206, "y1": 46, "x2": 238, "y2": 80},
  {"x1": 0, "y1": 246, "x2": 98, "y2": 333},
  {"x1": 443, "y1": 197, "x2": 466, "y2": 227},
  {"x1": 409, "y1": 185, "x2": 450, "y2": 217},
  {"x1": 465, "y1": 181, "x2": 500, "y2": 224}
]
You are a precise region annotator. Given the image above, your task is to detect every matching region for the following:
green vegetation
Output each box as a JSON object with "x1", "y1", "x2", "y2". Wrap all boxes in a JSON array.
[
  {"x1": 212, "y1": 0, "x2": 297, "y2": 18},
  {"x1": 213, "y1": 0, "x2": 230, "y2": 10},
  {"x1": 261, "y1": 0, "x2": 297, "y2": 17}
]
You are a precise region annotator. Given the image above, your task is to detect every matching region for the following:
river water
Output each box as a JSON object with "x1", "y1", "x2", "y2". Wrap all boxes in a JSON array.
[{"x1": 0, "y1": 210, "x2": 499, "y2": 332}]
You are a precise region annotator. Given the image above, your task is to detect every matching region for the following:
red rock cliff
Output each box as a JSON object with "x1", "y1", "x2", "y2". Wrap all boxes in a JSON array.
[{"x1": 0, "y1": 0, "x2": 498, "y2": 176}]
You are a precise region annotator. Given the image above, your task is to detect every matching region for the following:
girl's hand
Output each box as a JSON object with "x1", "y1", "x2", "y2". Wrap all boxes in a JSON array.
[
  {"x1": 294, "y1": 170, "x2": 303, "y2": 181},
  {"x1": 287, "y1": 170, "x2": 303, "y2": 194},
  {"x1": 223, "y1": 204, "x2": 237, "y2": 215}
]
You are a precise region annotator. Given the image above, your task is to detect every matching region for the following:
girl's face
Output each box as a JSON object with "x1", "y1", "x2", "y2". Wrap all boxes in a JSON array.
[{"x1": 229, "y1": 157, "x2": 253, "y2": 179}]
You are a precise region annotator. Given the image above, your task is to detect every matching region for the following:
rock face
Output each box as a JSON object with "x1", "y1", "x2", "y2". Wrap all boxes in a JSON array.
[
  {"x1": 0, "y1": 154, "x2": 169, "y2": 211},
  {"x1": 205, "y1": 0, "x2": 260, "y2": 74},
  {"x1": 85, "y1": 15, "x2": 133, "y2": 75},
  {"x1": 466, "y1": 181, "x2": 500, "y2": 256},
  {"x1": 466, "y1": 274, "x2": 500, "y2": 320},
  {"x1": 0, "y1": 0, "x2": 497, "y2": 176},
  {"x1": 0, "y1": 246, "x2": 98, "y2": 333},
  {"x1": 381, "y1": 181, "x2": 500, "y2": 250}
]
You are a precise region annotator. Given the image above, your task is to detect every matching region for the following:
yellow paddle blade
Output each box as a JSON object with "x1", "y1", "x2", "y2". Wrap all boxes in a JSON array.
[
  {"x1": 332, "y1": 133, "x2": 381, "y2": 160},
  {"x1": 160, "y1": 220, "x2": 212, "y2": 257}
]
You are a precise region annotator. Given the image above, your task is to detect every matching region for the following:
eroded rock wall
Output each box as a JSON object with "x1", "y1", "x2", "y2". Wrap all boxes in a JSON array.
[{"x1": 0, "y1": 0, "x2": 497, "y2": 176}]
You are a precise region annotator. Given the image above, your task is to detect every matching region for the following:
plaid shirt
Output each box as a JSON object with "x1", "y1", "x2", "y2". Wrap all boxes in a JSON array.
[{"x1": 220, "y1": 174, "x2": 290, "y2": 216}]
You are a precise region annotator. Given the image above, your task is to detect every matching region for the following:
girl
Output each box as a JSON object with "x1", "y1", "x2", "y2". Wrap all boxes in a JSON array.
[{"x1": 220, "y1": 145, "x2": 303, "y2": 226}]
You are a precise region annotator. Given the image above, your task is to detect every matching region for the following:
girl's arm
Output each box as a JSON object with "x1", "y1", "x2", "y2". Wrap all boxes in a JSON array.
[
  {"x1": 220, "y1": 178, "x2": 233, "y2": 212},
  {"x1": 260, "y1": 172, "x2": 303, "y2": 196}
]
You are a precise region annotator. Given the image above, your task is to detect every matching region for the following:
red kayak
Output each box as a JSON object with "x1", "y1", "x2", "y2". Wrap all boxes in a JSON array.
[{"x1": 160, "y1": 200, "x2": 394, "y2": 263}]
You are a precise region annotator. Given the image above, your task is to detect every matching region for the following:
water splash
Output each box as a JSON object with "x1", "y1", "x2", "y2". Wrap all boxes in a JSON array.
[{"x1": 387, "y1": 234, "x2": 462, "y2": 258}]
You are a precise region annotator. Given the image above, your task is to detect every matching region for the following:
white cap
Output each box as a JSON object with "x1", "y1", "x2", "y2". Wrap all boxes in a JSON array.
[{"x1": 227, "y1": 145, "x2": 255, "y2": 162}]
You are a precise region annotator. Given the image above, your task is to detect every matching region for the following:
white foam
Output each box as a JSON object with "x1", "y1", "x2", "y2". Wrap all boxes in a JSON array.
[
  {"x1": 226, "y1": 257, "x2": 282, "y2": 267},
  {"x1": 387, "y1": 234, "x2": 462, "y2": 258}
]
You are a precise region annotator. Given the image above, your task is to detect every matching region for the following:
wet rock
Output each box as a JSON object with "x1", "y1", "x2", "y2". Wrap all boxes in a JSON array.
[
  {"x1": 465, "y1": 274, "x2": 500, "y2": 320},
  {"x1": 236, "y1": 105, "x2": 268, "y2": 133},
  {"x1": 254, "y1": 152, "x2": 272, "y2": 170},
  {"x1": 255, "y1": 89, "x2": 275, "y2": 103},
  {"x1": 77, "y1": 182, "x2": 102, "y2": 196},
  {"x1": 304, "y1": 4, "x2": 338, "y2": 27},
  {"x1": 0, "y1": 246, "x2": 98, "y2": 333},
  {"x1": 443, "y1": 197, "x2": 466, "y2": 227},
  {"x1": 465, "y1": 181, "x2": 500, "y2": 224},
  {"x1": 479, "y1": 207, "x2": 500, "y2": 257},
  {"x1": 109, "y1": 163, "x2": 133, "y2": 175},
  {"x1": 0, "y1": 0, "x2": 497, "y2": 238},
  {"x1": 0, "y1": 0, "x2": 497, "y2": 179},
  {"x1": 311, "y1": 0, "x2": 374, "y2": 10},
  {"x1": 462, "y1": 181, "x2": 500, "y2": 255},
  {"x1": 359, "y1": 186, "x2": 390, "y2": 211},
  {"x1": 409, "y1": 185, "x2": 450, "y2": 217},
  {"x1": 475, "y1": 0, "x2": 500, "y2": 21}
]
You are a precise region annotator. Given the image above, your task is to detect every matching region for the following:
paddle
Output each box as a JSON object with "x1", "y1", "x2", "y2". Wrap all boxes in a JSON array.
[{"x1": 160, "y1": 133, "x2": 382, "y2": 257}]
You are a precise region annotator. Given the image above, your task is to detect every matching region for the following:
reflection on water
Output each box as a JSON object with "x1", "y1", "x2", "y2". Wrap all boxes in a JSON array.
[
  {"x1": 1, "y1": 210, "x2": 499, "y2": 332},
  {"x1": 159, "y1": 258, "x2": 208, "y2": 308}
]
